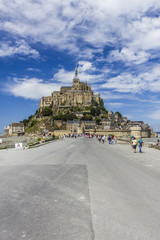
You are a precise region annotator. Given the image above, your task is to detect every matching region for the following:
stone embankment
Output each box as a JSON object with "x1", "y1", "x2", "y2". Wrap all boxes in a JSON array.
[
  {"x1": 0, "y1": 136, "x2": 37, "y2": 149},
  {"x1": 147, "y1": 144, "x2": 160, "y2": 150},
  {"x1": 0, "y1": 136, "x2": 59, "y2": 150}
]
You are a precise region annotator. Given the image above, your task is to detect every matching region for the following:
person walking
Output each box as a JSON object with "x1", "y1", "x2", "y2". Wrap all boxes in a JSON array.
[
  {"x1": 102, "y1": 135, "x2": 105, "y2": 143},
  {"x1": 131, "y1": 137, "x2": 138, "y2": 153},
  {"x1": 138, "y1": 138, "x2": 144, "y2": 153},
  {"x1": 108, "y1": 135, "x2": 111, "y2": 144},
  {"x1": 98, "y1": 135, "x2": 101, "y2": 143}
]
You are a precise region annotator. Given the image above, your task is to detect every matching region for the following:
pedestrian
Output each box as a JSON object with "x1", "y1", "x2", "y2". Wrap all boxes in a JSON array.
[
  {"x1": 111, "y1": 136, "x2": 114, "y2": 144},
  {"x1": 102, "y1": 135, "x2": 105, "y2": 143},
  {"x1": 131, "y1": 137, "x2": 138, "y2": 153},
  {"x1": 138, "y1": 138, "x2": 144, "y2": 153},
  {"x1": 156, "y1": 139, "x2": 159, "y2": 145},
  {"x1": 114, "y1": 136, "x2": 117, "y2": 143},
  {"x1": 98, "y1": 135, "x2": 101, "y2": 143},
  {"x1": 108, "y1": 135, "x2": 111, "y2": 144}
]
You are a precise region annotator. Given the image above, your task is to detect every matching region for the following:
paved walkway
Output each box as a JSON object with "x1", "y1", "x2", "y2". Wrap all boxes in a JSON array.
[{"x1": 0, "y1": 137, "x2": 160, "y2": 240}]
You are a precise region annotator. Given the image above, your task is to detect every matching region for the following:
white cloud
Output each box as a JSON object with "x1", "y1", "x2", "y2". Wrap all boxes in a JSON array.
[
  {"x1": 109, "y1": 48, "x2": 150, "y2": 64},
  {"x1": 4, "y1": 78, "x2": 61, "y2": 100},
  {"x1": 52, "y1": 69, "x2": 74, "y2": 85},
  {"x1": 27, "y1": 68, "x2": 41, "y2": 72},
  {"x1": 0, "y1": 40, "x2": 39, "y2": 58},
  {"x1": 3, "y1": 61, "x2": 104, "y2": 99},
  {"x1": 0, "y1": 0, "x2": 160, "y2": 59},
  {"x1": 78, "y1": 61, "x2": 96, "y2": 72},
  {"x1": 52, "y1": 61, "x2": 104, "y2": 85},
  {"x1": 101, "y1": 65, "x2": 160, "y2": 93},
  {"x1": 126, "y1": 17, "x2": 160, "y2": 51}
]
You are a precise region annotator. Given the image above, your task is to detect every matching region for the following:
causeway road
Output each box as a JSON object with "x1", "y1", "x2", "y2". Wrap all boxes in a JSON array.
[{"x1": 0, "y1": 137, "x2": 160, "y2": 240}]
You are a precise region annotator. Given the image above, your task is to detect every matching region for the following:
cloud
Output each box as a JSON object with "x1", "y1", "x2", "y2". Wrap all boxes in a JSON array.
[
  {"x1": 4, "y1": 78, "x2": 61, "y2": 100},
  {"x1": 3, "y1": 61, "x2": 104, "y2": 99},
  {"x1": 27, "y1": 68, "x2": 41, "y2": 72},
  {"x1": 1, "y1": 0, "x2": 160, "y2": 59},
  {"x1": 109, "y1": 48, "x2": 150, "y2": 64},
  {"x1": 126, "y1": 17, "x2": 160, "y2": 51},
  {"x1": 0, "y1": 40, "x2": 39, "y2": 58},
  {"x1": 52, "y1": 69, "x2": 74, "y2": 85},
  {"x1": 78, "y1": 61, "x2": 96, "y2": 72},
  {"x1": 52, "y1": 61, "x2": 104, "y2": 85},
  {"x1": 101, "y1": 65, "x2": 160, "y2": 93}
]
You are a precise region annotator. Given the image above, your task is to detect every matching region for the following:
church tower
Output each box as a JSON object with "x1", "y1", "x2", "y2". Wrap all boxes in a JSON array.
[{"x1": 73, "y1": 63, "x2": 79, "y2": 90}]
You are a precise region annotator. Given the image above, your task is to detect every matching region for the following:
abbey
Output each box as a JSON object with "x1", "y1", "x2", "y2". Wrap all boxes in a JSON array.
[{"x1": 39, "y1": 67, "x2": 103, "y2": 111}]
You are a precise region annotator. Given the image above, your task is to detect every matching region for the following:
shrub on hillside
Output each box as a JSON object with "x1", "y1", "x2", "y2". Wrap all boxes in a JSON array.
[{"x1": 41, "y1": 107, "x2": 53, "y2": 116}]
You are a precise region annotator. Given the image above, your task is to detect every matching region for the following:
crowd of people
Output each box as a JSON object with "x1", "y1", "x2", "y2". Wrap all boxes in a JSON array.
[
  {"x1": 46, "y1": 132, "x2": 159, "y2": 154},
  {"x1": 95, "y1": 134, "x2": 117, "y2": 144},
  {"x1": 59, "y1": 133, "x2": 82, "y2": 140},
  {"x1": 86, "y1": 133, "x2": 145, "y2": 154}
]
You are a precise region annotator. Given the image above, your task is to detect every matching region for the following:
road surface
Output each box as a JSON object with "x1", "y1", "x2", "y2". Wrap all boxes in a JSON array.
[{"x1": 0, "y1": 137, "x2": 160, "y2": 240}]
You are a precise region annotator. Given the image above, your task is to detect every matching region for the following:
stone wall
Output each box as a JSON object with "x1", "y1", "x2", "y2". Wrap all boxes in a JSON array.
[
  {"x1": 95, "y1": 129, "x2": 130, "y2": 137},
  {"x1": 130, "y1": 126, "x2": 142, "y2": 138},
  {"x1": 151, "y1": 132, "x2": 158, "y2": 138},
  {"x1": 141, "y1": 130, "x2": 150, "y2": 138},
  {"x1": 51, "y1": 130, "x2": 70, "y2": 136}
]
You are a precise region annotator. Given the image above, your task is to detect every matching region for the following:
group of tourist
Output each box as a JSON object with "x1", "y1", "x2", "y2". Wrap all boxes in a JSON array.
[
  {"x1": 95, "y1": 134, "x2": 117, "y2": 144},
  {"x1": 47, "y1": 132, "x2": 158, "y2": 155},
  {"x1": 59, "y1": 133, "x2": 83, "y2": 139}
]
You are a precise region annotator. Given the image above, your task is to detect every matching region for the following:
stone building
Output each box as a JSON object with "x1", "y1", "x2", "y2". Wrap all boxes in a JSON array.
[
  {"x1": 39, "y1": 67, "x2": 103, "y2": 111},
  {"x1": 81, "y1": 120, "x2": 96, "y2": 131},
  {"x1": 66, "y1": 120, "x2": 81, "y2": 133},
  {"x1": 4, "y1": 123, "x2": 25, "y2": 136}
]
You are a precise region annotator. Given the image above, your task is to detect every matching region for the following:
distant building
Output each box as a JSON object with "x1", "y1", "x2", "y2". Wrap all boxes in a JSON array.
[
  {"x1": 81, "y1": 120, "x2": 96, "y2": 130},
  {"x1": 4, "y1": 123, "x2": 25, "y2": 136},
  {"x1": 39, "y1": 66, "x2": 103, "y2": 111},
  {"x1": 66, "y1": 120, "x2": 81, "y2": 133}
]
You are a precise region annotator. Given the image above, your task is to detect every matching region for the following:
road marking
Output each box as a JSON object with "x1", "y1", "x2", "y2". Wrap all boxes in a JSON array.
[
  {"x1": 145, "y1": 164, "x2": 153, "y2": 167},
  {"x1": 79, "y1": 196, "x2": 86, "y2": 201}
]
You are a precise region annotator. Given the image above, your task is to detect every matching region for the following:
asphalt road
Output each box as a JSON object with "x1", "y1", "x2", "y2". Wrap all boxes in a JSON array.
[{"x1": 0, "y1": 137, "x2": 160, "y2": 240}]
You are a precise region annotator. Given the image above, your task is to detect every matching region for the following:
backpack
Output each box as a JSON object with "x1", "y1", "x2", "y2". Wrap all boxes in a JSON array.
[{"x1": 139, "y1": 139, "x2": 143, "y2": 146}]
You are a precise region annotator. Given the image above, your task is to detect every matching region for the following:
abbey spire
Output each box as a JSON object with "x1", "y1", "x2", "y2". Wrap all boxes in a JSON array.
[{"x1": 73, "y1": 60, "x2": 79, "y2": 80}]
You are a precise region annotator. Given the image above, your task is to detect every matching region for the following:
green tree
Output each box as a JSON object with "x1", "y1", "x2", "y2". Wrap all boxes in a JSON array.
[
  {"x1": 95, "y1": 108, "x2": 101, "y2": 116},
  {"x1": 95, "y1": 117, "x2": 101, "y2": 125},
  {"x1": 28, "y1": 115, "x2": 33, "y2": 121},
  {"x1": 54, "y1": 113, "x2": 77, "y2": 121},
  {"x1": 104, "y1": 113, "x2": 108, "y2": 119},
  {"x1": 100, "y1": 106, "x2": 108, "y2": 112},
  {"x1": 30, "y1": 120, "x2": 38, "y2": 127},
  {"x1": 20, "y1": 119, "x2": 29, "y2": 126},
  {"x1": 90, "y1": 107, "x2": 96, "y2": 116},
  {"x1": 41, "y1": 107, "x2": 53, "y2": 116},
  {"x1": 115, "y1": 111, "x2": 122, "y2": 118},
  {"x1": 99, "y1": 99, "x2": 104, "y2": 106},
  {"x1": 81, "y1": 115, "x2": 93, "y2": 121}
]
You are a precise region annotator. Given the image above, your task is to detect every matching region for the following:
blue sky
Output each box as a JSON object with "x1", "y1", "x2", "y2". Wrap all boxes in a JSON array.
[{"x1": 0, "y1": 0, "x2": 160, "y2": 133}]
